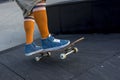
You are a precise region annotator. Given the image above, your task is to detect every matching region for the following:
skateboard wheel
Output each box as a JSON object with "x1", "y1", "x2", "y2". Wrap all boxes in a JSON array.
[
  {"x1": 73, "y1": 47, "x2": 78, "y2": 53},
  {"x1": 47, "y1": 52, "x2": 51, "y2": 57},
  {"x1": 35, "y1": 57, "x2": 41, "y2": 61},
  {"x1": 60, "y1": 53, "x2": 66, "y2": 59}
]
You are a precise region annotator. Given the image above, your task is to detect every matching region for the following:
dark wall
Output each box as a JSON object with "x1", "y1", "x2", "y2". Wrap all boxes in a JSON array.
[{"x1": 47, "y1": 0, "x2": 120, "y2": 34}]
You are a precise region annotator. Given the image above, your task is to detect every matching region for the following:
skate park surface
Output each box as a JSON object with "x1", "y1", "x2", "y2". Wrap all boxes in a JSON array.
[
  {"x1": 0, "y1": 33, "x2": 120, "y2": 80},
  {"x1": 0, "y1": 1, "x2": 120, "y2": 80}
]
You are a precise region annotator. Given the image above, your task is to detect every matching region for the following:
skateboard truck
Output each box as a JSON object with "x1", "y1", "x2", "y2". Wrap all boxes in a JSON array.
[
  {"x1": 60, "y1": 47, "x2": 78, "y2": 59},
  {"x1": 35, "y1": 52, "x2": 51, "y2": 61}
]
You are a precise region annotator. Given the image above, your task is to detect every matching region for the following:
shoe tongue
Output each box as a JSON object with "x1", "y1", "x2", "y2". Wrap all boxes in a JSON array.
[
  {"x1": 32, "y1": 42, "x2": 36, "y2": 47},
  {"x1": 48, "y1": 35, "x2": 54, "y2": 40},
  {"x1": 49, "y1": 36, "x2": 60, "y2": 42}
]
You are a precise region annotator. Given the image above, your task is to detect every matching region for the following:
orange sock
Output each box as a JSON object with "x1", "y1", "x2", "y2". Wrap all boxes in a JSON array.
[
  {"x1": 32, "y1": 2, "x2": 50, "y2": 39},
  {"x1": 24, "y1": 15, "x2": 35, "y2": 44}
]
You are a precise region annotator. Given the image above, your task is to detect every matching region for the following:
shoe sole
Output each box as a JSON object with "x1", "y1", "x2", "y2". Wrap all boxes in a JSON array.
[{"x1": 25, "y1": 49, "x2": 43, "y2": 56}]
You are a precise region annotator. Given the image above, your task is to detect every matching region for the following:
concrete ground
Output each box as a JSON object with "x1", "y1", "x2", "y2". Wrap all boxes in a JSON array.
[{"x1": 0, "y1": 34, "x2": 120, "y2": 80}]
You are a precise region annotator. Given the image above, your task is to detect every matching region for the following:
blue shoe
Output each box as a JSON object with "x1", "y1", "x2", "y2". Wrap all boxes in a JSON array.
[
  {"x1": 41, "y1": 35, "x2": 70, "y2": 51},
  {"x1": 24, "y1": 42, "x2": 43, "y2": 56}
]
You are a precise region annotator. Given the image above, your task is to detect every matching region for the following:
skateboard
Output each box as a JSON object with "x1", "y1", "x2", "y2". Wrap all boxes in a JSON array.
[{"x1": 34, "y1": 37, "x2": 84, "y2": 61}]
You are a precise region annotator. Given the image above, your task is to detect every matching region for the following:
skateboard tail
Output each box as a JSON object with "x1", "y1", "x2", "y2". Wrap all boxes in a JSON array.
[{"x1": 66, "y1": 37, "x2": 85, "y2": 49}]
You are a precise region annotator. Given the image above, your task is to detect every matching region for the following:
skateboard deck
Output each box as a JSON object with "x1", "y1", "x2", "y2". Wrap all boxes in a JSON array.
[{"x1": 34, "y1": 37, "x2": 85, "y2": 61}]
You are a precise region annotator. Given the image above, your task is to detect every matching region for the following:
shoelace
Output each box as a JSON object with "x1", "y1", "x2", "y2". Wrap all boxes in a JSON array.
[{"x1": 53, "y1": 38, "x2": 60, "y2": 43}]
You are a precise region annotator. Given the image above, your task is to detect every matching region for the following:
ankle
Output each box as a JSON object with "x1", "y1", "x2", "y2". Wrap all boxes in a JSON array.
[{"x1": 41, "y1": 34, "x2": 50, "y2": 39}]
